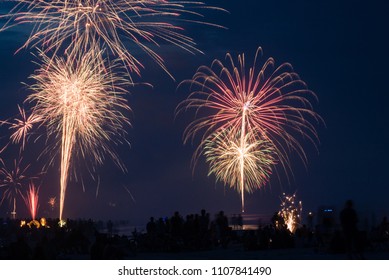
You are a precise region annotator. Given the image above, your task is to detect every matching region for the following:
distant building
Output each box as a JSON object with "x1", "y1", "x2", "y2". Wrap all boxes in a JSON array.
[{"x1": 317, "y1": 206, "x2": 337, "y2": 229}]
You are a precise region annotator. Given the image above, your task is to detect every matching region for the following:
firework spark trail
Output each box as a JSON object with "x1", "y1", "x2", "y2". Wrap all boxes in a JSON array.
[
  {"x1": 123, "y1": 184, "x2": 136, "y2": 203},
  {"x1": 27, "y1": 47, "x2": 131, "y2": 221},
  {"x1": 1, "y1": 0, "x2": 225, "y2": 79},
  {"x1": 204, "y1": 129, "x2": 276, "y2": 211},
  {"x1": 177, "y1": 47, "x2": 322, "y2": 212},
  {"x1": 0, "y1": 144, "x2": 7, "y2": 166},
  {"x1": 239, "y1": 102, "x2": 248, "y2": 211},
  {"x1": 23, "y1": 183, "x2": 39, "y2": 220}
]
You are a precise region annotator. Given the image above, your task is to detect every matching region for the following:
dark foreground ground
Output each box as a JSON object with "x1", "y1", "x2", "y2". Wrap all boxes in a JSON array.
[
  {"x1": 54, "y1": 242, "x2": 389, "y2": 260},
  {"x1": 129, "y1": 244, "x2": 389, "y2": 260},
  {"x1": 1, "y1": 216, "x2": 389, "y2": 260}
]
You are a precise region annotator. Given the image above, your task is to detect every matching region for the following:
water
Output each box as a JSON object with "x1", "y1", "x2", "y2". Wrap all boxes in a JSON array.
[{"x1": 108, "y1": 213, "x2": 273, "y2": 236}]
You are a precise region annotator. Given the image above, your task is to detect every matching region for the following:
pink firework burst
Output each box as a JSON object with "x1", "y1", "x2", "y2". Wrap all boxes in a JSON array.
[{"x1": 177, "y1": 47, "x2": 323, "y2": 212}]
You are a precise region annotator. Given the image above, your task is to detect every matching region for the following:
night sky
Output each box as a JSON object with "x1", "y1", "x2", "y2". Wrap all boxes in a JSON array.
[{"x1": 0, "y1": 0, "x2": 388, "y2": 227}]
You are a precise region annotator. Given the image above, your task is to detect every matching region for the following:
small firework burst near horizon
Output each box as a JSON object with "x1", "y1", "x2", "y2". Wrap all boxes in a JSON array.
[
  {"x1": 177, "y1": 47, "x2": 322, "y2": 212},
  {"x1": 48, "y1": 196, "x2": 56, "y2": 210},
  {"x1": 0, "y1": 0, "x2": 225, "y2": 80},
  {"x1": 278, "y1": 192, "x2": 302, "y2": 233},
  {"x1": 23, "y1": 183, "x2": 39, "y2": 220},
  {"x1": 0, "y1": 157, "x2": 34, "y2": 217},
  {"x1": 27, "y1": 47, "x2": 131, "y2": 221}
]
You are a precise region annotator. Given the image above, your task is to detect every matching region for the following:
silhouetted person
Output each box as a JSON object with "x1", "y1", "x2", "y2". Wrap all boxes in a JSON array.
[
  {"x1": 199, "y1": 210, "x2": 210, "y2": 249},
  {"x1": 216, "y1": 211, "x2": 229, "y2": 248},
  {"x1": 340, "y1": 200, "x2": 359, "y2": 258},
  {"x1": 171, "y1": 212, "x2": 183, "y2": 238},
  {"x1": 237, "y1": 214, "x2": 243, "y2": 230},
  {"x1": 199, "y1": 209, "x2": 209, "y2": 233},
  {"x1": 146, "y1": 217, "x2": 157, "y2": 235}
]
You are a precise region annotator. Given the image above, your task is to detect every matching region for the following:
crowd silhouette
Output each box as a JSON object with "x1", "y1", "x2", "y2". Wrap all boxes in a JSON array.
[{"x1": 0, "y1": 202, "x2": 388, "y2": 259}]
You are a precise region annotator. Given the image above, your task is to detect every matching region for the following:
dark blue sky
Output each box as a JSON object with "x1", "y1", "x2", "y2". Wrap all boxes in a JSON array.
[{"x1": 0, "y1": 0, "x2": 388, "y2": 226}]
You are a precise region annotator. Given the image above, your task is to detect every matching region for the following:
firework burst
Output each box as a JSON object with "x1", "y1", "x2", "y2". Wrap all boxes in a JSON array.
[
  {"x1": 177, "y1": 47, "x2": 322, "y2": 211},
  {"x1": 1, "y1": 0, "x2": 224, "y2": 79},
  {"x1": 0, "y1": 105, "x2": 42, "y2": 151},
  {"x1": 27, "y1": 47, "x2": 131, "y2": 221},
  {"x1": 0, "y1": 157, "x2": 33, "y2": 217},
  {"x1": 204, "y1": 129, "x2": 276, "y2": 211}
]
